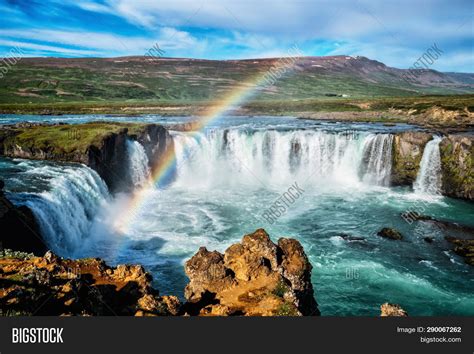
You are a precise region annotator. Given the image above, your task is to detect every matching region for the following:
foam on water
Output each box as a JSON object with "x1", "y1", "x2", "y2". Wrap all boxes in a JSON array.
[{"x1": 20, "y1": 164, "x2": 109, "y2": 255}]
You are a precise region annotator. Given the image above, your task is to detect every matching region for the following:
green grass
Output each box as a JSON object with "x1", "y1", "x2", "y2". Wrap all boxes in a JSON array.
[
  {"x1": 1, "y1": 57, "x2": 472, "y2": 107},
  {"x1": 1, "y1": 95, "x2": 473, "y2": 116},
  {"x1": 1, "y1": 122, "x2": 151, "y2": 156},
  {"x1": 275, "y1": 301, "x2": 300, "y2": 316}
]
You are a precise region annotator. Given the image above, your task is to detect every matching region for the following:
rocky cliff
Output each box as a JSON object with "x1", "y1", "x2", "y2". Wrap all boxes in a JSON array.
[
  {"x1": 0, "y1": 122, "x2": 174, "y2": 192},
  {"x1": 391, "y1": 132, "x2": 432, "y2": 186},
  {"x1": 86, "y1": 124, "x2": 174, "y2": 191},
  {"x1": 0, "y1": 180, "x2": 45, "y2": 255},
  {"x1": 391, "y1": 131, "x2": 473, "y2": 201},
  {"x1": 439, "y1": 134, "x2": 474, "y2": 200},
  {"x1": 380, "y1": 303, "x2": 408, "y2": 317}
]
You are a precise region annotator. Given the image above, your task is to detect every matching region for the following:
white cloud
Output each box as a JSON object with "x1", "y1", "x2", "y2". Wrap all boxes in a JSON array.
[
  {"x1": 0, "y1": 28, "x2": 199, "y2": 54},
  {"x1": 0, "y1": 39, "x2": 100, "y2": 56}
]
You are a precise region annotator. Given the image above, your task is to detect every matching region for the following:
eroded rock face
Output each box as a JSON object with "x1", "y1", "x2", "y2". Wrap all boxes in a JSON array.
[
  {"x1": 391, "y1": 132, "x2": 432, "y2": 186},
  {"x1": 0, "y1": 123, "x2": 175, "y2": 193},
  {"x1": 380, "y1": 303, "x2": 408, "y2": 317},
  {"x1": 88, "y1": 124, "x2": 174, "y2": 192},
  {"x1": 439, "y1": 134, "x2": 473, "y2": 200},
  {"x1": 184, "y1": 229, "x2": 319, "y2": 316},
  {"x1": 0, "y1": 251, "x2": 179, "y2": 316}
]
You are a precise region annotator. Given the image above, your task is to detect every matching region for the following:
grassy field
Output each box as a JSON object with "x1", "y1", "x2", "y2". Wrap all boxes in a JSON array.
[{"x1": 0, "y1": 95, "x2": 472, "y2": 117}]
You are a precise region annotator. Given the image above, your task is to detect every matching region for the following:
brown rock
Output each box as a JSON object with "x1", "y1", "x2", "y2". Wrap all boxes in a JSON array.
[
  {"x1": 0, "y1": 252, "x2": 180, "y2": 316},
  {"x1": 380, "y1": 303, "x2": 408, "y2": 317},
  {"x1": 377, "y1": 227, "x2": 403, "y2": 240},
  {"x1": 184, "y1": 247, "x2": 234, "y2": 302},
  {"x1": 184, "y1": 229, "x2": 319, "y2": 316}
]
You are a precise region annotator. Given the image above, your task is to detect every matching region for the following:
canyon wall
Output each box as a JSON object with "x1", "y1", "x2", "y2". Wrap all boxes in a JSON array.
[
  {"x1": 391, "y1": 132, "x2": 473, "y2": 200},
  {"x1": 439, "y1": 134, "x2": 473, "y2": 200},
  {"x1": 391, "y1": 132, "x2": 432, "y2": 186}
]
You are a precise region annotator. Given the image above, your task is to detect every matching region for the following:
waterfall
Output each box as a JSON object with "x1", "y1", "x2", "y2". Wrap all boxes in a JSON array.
[
  {"x1": 127, "y1": 140, "x2": 150, "y2": 187},
  {"x1": 360, "y1": 134, "x2": 394, "y2": 186},
  {"x1": 23, "y1": 165, "x2": 109, "y2": 255},
  {"x1": 171, "y1": 129, "x2": 393, "y2": 188},
  {"x1": 414, "y1": 136, "x2": 442, "y2": 195}
]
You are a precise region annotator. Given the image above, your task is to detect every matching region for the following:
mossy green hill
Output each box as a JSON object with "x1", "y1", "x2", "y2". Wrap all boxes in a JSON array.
[{"x1": 1, "y1": 55, "x2": 473, "y2": 106}]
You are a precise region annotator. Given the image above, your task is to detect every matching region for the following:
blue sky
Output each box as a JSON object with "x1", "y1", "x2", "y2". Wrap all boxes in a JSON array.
[{"x1": 0, "y1": 0, "x2": 472, "y2": 72}]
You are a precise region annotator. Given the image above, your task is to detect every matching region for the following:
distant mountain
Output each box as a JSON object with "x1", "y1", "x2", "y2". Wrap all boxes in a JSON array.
[{"x1": 1, "y1": 55, "x2": 473, "y2": 104}]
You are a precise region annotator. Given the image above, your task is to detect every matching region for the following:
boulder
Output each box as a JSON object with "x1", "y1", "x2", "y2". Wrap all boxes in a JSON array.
[
  {"x1": 377, "y1": 228, "x2": 403, "y2": 240},
  {"x1": 445, "y1": 236, "x2": 474, "y2": 266},
  {"x1": 380, "y1": 303, "x2": 408, "y2": 317},
  {"x1": 184, "y1": 229, "x2": 319, "y2": 316}
]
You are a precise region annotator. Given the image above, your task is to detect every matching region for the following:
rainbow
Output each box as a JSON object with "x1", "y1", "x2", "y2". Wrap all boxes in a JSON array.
[{"x1": 115, "y1": 70, "x2": 273, "y2": 233}]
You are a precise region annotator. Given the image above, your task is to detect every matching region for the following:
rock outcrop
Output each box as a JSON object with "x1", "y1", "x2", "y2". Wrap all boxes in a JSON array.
[
  {"x1": 183, "y1": 229, "x2": 319, "y2": 316},
  {"x1": 400, "y1": 214, "x2": 474, "y2": 265},
  {"x1": 391, "y1": 132, "x2": 432, "y2": 186},
  {"x1": 0, "y1": 251, "x2": 180, "y2": 316},
  {"x1": 439, "y1": 134, "x2": 473, "y2": 200},
  {"x1": 0, "y1": 180, "x2": 45, "y2": 255},
  {"x1": 391, "y1": 132, "x2": 473, "y2": 201},
  {"x1": 445, "y1": 237, "x2": 474, "y2": 266},
  {"x1": 0, "y1": 122, "x2": 175, "y2": 192},
  {"x1": 380, "y1": 303, "x2": 408, "y2": 317}
]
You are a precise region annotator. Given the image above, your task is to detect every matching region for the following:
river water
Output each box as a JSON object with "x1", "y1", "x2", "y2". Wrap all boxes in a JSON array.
[{"x1": 1, "y1": 115, "x2": 473, "y2": 316}]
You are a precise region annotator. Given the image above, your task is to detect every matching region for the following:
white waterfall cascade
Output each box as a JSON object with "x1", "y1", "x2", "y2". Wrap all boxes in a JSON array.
[
  {"x1": 127, "y1": 140, "x2": 150, "y2": 187},
  {"x1": 171, "y1": 129, "x2": 394, "y2": 189},
  {"x1": 360, "y1": 134, "x2": 394, "y2": 186},
  {"x1": 414, "y1": 136, "x2": 443, "y2": 195},
  {"x1": 19, "y1": 129, "x2": 396, "y2": 256},
  {"x1": 24, "y1": 165, "x2": 109, "y2": 255}
]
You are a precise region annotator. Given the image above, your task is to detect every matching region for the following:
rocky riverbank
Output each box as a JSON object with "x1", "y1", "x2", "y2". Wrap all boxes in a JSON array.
[
  {"x1": 0, "y1": 228, "x2": 407, "y2": 316},
  {"x1": 0, "y1": 229, "x2": 317, "y2": 316}
]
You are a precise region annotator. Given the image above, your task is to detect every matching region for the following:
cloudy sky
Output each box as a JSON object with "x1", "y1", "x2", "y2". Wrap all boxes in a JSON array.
[{"x1": 0, "y1": 0, "x2": 472, "y2": 72}]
